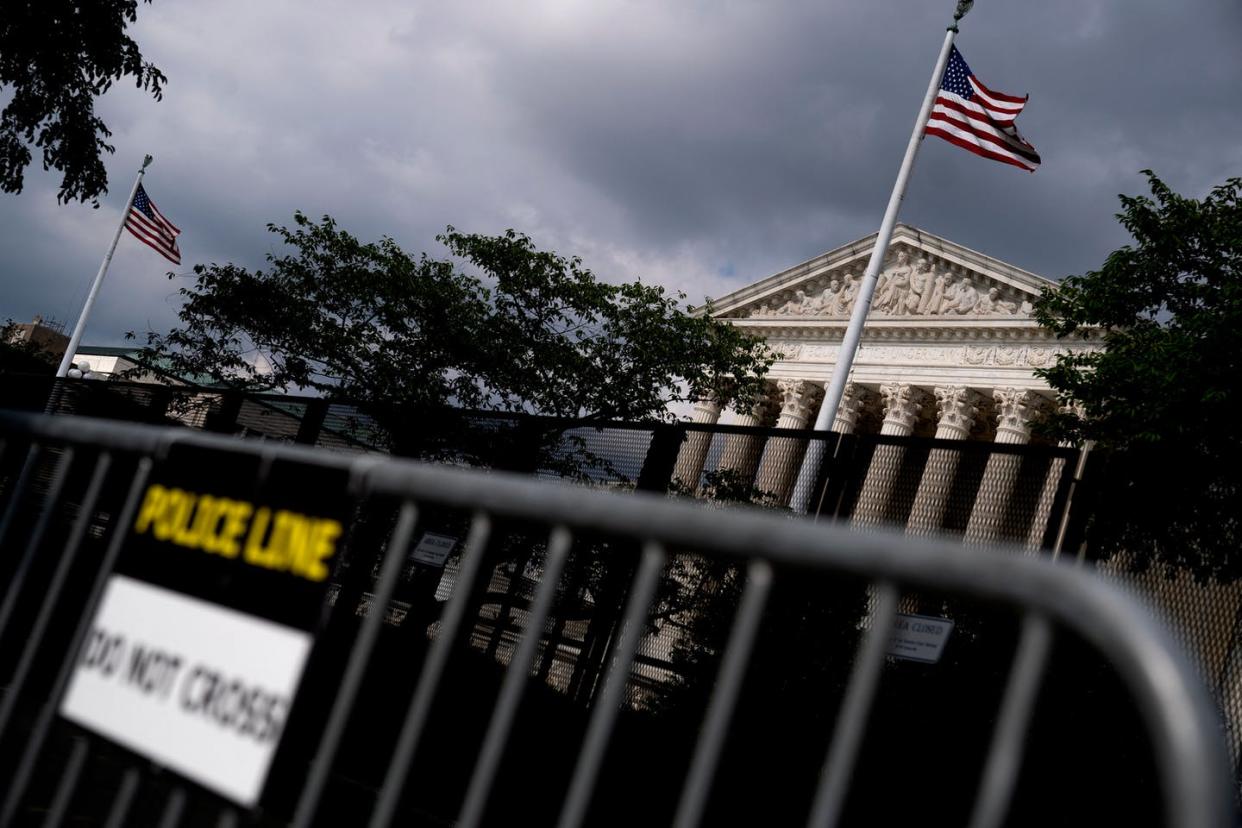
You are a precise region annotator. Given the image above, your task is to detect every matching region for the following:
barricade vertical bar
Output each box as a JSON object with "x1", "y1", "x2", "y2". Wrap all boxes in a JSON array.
[
  {"x1": 101, "y1": 769, "x2": 140, "y2": 828},
  {"x1": 806, "y1": 581, "x2": 900, "y2": 828},
  {"x1": 557, "y1": 542, "x2": 666, "y2": 828},
  {"x1": 0, "y1": 457, "x2": 154, "y2": 828},
  {"x1": 157, "y1": 787, "x2": 187, "y2": 828},
  {"x1": 0, "y1": 447, "x2": 75, "y2": 637},
  {"x1": 0, "y1": 443, "x2": 38, "y2": 544},
  {"x1": 672, "y1": 560, "x2": 774, "y2": 828},
  {"x1": 290, "y1": 500, "x2": 420, "y2": 828},
  {"x1": 966, "y1": 612, "x2": 1053, "y2": 828},
  {"x1": 0, "y1": 453, "x2": 110, "y2": 743},
  {"x1": 369, "y1": 512, "x2": 494, "y2": 828},
  {"x1": 457, "y1": 525, "x2": 573, "y2": 828},
  {"x1": 42, "y1": 738, "x2": 89, "y2": 828}
]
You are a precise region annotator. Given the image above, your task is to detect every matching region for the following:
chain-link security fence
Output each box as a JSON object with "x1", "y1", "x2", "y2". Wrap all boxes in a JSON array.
[{"x1": 0, "y1": 411, "x2": 1231, "y2": 828}]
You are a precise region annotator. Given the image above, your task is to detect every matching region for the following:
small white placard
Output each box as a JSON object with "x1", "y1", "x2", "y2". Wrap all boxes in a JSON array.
[
  {"x1": 409, "y1": 532, "x2": 458, "y2": 568},
  {"x1": 886, "y1": 613, "x2": 955, "y2": 664},
  {"x1": 60, "y1": 575, "x2": 311, "y2": 806}
]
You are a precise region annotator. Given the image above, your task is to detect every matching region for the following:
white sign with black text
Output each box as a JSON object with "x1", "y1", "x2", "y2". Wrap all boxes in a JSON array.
[
  {"x1": 60, "y1": 575, "x2": 311, "y2": 806},
  {"x1": 886, "y1": 613, "x2": 955, "y2": 664},
  {"x1": 409, "y1": 532, "x2": 458, "y2": 568}
]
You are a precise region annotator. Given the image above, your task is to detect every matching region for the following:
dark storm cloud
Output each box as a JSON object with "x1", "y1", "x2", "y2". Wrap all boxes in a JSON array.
[{"x1": 0, "y1": 0, "x2": 1238, "y2": 345}]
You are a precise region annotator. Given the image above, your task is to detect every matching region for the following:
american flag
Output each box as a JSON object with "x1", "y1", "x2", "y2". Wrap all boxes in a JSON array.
[
  {"x1": 124, "y1": 183, "x2": 182, "y2": 264},
  {"x1": 925, "y1": 46, "x2": 1041, "y2": 172}
]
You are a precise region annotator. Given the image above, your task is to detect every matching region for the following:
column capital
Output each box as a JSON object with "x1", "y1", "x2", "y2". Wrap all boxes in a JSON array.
[
  {"x1": 879, "y1": 383, "x2": 932, "y2": 436},
  {"x1": 728, "y1": 382, "x2": 779, "y2": 426},
  {"x1": 689, "y1": 393, "x2": 725, "y2": 424},
  {"x1": 775, "y1": 379, "x2": 824, "y2": 425},
  {"x1": 933, "y1": 385, "x2": 983, "y2": 440},
  {"x1": 993, "y1": 388, "x2": 1051, "y2": 444},
  {"x1": 832, "y1": 383, "x2": 874, "y2": 434}
]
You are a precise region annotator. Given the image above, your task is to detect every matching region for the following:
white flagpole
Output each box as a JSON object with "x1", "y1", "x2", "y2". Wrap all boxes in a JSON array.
[
  {"x1": 788, "y1": 2, "x2": 972, "y2": 515},
  {"x1": 56, "y1": 154, "x2": 154, "y2": 378}
]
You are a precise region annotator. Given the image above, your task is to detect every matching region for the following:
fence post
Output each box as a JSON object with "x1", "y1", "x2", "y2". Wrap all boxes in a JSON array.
[
  {"x1": 204, "y1": 390, "x2": 243, "y2": 434},
  {"x1": 812, "y1": 433, "x2": 859, "y2": 521},
  {"x1": 636, "y1": 424, "x2": 684, "y2": 493},
  {"x1": 1054, "y1": 446, "x2": 1111, "y2": 564},
  {"x1": 296, "y1": 399, "x2": 330, "y2": 445}
]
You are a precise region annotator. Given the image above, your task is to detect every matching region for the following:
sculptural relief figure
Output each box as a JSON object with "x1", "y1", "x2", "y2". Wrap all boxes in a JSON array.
[
  {"x1": 940, "y1": 277, "x2": 981, "y2": 315},
  {"x1": 974, "y1": 287, "x2": 1019, "y2": 315},
  {"x1": 904, "y1": 256, "x2": 934, "y2": 314},
  {"x1": 875, "y1": 250, "x2": 913, "y2": 314},
  {"x1": 815, "y1": 278, "x2": 842, "y2": 314},
  {"x1": 780, "y1": 289, "x2": 814, "y2": 316},
  {"x1": 833, "y1": 272, "x2": 860, "y2": 315},
  {"x1": 921, "y1": 269, "x2": 950, "y2": 315}
]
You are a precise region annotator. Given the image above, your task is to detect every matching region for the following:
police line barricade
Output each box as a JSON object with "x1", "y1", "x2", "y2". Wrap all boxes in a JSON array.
[{"x1": 0, "y1": 411, "x2": 1232, "y2": 828}]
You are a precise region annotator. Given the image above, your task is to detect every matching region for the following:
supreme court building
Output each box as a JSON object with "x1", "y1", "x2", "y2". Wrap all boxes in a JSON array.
[{"x1": 676, "y1": 224, "x2": 1096, "y2": 533}]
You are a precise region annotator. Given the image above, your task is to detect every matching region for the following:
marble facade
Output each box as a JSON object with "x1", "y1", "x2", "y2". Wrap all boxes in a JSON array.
[{"x1": 685, "y1": 224, "x2": 1094, "y2": 542}]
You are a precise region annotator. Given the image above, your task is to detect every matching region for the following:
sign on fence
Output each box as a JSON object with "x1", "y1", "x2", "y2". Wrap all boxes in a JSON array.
[
  {"x1": 409, "y1": 532, "x2": 458, "y2": 569},
  {"x1": 886, "y1": 613, "x2": 955, "y2": 664},
  {"x1": 60, "y1": 444, "x2": 351, "y2": 806}
]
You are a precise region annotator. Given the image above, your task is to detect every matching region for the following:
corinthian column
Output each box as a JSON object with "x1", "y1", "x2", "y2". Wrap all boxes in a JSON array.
[
  {"x1": 831, "y1": 383, "x2": 874, "y2": 434},
  {"x1": 672, "y1": 392, "x2": 726, "y2": 492},
  {"x1": 1025, "y1": 402, "x2": 1084, "y2": 549},
  {"x1": 714, "y1": 384, "x2": 778, "y2": 486},
  {"x1": 753, "y1": 380, "x2": 824, "y2": 505},
  {"x1": 906, "y1": 386, "x2": 982, "y2": 538},
  {"x1": 852, "y1": 383, "x2": 931, "y2": 527},
  {"x1": 964, "y1": 388, "x2": 1050, "y2": 544}
]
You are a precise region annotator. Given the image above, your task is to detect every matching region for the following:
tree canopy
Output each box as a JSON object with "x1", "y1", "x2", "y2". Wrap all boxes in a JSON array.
[
  {"x1": 0, "y1": 0, "x2": 166, "y2": 204},
  {"x1": 0, "y1": 321, "x2": 57, "y2": 375},
  {"x1": 1035, "y1": 171, "x2": 1242, "y2": 581},
  {"x1": 135, "y1": 213, "x2": 774, "y2": 437}
]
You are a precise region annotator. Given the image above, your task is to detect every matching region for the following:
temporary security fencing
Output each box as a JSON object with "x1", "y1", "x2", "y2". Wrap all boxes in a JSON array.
[{"x1": 0, "y1": 410, "x2": 1231, "y2": 827}]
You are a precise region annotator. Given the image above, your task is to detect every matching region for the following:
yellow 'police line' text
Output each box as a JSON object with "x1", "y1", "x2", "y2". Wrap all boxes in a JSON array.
[{"x1": 132, "y1": 484, "x2": 341, "y2": 582}]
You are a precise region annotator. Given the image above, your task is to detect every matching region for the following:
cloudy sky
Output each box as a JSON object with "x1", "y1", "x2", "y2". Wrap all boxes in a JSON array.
[{"x1": 2, "y1": 0, "x2": 1239, "y2": 347}]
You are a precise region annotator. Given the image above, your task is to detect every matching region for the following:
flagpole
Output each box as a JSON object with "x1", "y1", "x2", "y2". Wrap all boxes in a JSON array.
[
  {"x1": 55, "y1": 154, "x2": 154, "y2": 378},
  {"x1": 788, "y1": 2, "x2": 972, "y2": 516}
]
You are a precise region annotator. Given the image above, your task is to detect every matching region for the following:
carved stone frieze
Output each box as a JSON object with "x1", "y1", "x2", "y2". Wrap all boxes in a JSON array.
[
  {"x1": 781, "y1": 343, "x2": 1068, "y2": 368},
  {"x1": 802, "y1": 344, "x2": 839, "y2": 361},
  {"x1": 741, "y1": 247, "x2": 1031, "y2": 321},
  {"x1": 768, "y1": 341, "x2": 802, "y2": 360}
]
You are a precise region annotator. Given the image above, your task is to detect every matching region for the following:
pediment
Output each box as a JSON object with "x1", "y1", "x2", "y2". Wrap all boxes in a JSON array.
[{"x1": 705, "y1": 225, "x2": 1054, "y2": 323}]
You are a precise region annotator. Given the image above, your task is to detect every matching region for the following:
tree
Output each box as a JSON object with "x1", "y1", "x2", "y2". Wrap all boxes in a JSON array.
[
  {"x1": 0, "y1": 321, "x2": 57, "y2": 375},
  {"x1": 134, "y1": 213, "x2": 775, "y2": 453},
  {"x1": 1034, "y1": 171, "x2": 1242, "y2": 581},
  {"x1": 1, "y1": 0, "x2": 166, "y2": 204}
]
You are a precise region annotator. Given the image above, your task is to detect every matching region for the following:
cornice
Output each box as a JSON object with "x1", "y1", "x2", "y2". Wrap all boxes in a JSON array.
[{"x1": 732, "y1": 317, "x2": 1089, "y2": 344}]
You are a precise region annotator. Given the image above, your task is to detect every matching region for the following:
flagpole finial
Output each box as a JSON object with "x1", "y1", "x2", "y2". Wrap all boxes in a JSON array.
[
  {"x1": 949, "y1": 0, "x2": 973, "y2": 30},
  {"x1": 142, "y1": 154, "x2": 153, "y2": 170}
]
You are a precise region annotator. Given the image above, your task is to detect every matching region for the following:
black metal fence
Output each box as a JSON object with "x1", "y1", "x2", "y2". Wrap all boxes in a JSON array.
[
  {"x1": 5, "y1": 376, "x2": 1079, "y2": 543},
  {"x1": 10, "y1": 374, "x2": 1242, "y2": 800},
  {"x1": 0, "y1": 411, "x2": 1231, "y2": 828}
]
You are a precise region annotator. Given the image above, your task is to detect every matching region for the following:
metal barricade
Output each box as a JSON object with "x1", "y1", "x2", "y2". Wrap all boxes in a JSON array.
[{"x1": 0, "y1": 411, "x2": 1231, "y2": 827}]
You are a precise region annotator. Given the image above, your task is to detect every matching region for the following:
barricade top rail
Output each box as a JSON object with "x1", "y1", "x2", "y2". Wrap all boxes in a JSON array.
[{"x1": 0, "y1": 410, "x2": 1231, "y2": 828}]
